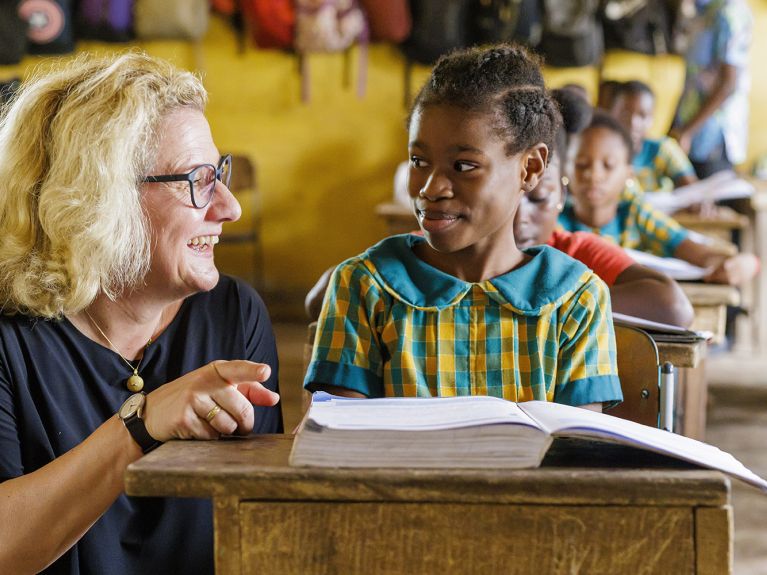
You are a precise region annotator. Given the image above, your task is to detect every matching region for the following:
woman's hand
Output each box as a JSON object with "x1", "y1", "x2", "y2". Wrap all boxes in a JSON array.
[
  {"x1": 705, "y1": 253, "x2": 760, "y2": 286},
  {"x1": 143, "y1": 360, "x2": 280, "y2": 442}
]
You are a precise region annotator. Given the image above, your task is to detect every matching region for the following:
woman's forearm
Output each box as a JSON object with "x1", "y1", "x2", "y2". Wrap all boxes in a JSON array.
[{"x1": 0, "y1": 416, "x2": 142, "y2": 573}]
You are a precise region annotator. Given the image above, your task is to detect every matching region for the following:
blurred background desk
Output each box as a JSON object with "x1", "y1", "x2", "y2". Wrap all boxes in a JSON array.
[{"x1": 125, "y1": 435, "x2": 732, "y2": 575}]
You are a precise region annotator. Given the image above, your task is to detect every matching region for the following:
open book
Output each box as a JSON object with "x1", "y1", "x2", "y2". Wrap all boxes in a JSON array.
[
  {"x1": 290, "y1": 393, "x2": 767, "y2": 493},
  {"x1": 642, "y1": 170, "x2": 754, "y2": 214},
  {"x1": 624, "y1": 247, "x2": 711, "y2": 281},
  {"x1": 612, "y1": 311, "x2": 712, "y2": 342}
]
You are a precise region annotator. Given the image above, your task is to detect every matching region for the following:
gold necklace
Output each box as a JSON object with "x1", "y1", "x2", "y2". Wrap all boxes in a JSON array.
[{"x1": 85, "y1": 310, "x2": 153, "y2": 392}]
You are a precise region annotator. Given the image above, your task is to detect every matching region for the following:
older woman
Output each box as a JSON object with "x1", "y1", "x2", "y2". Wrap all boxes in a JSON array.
[{"x1": 0, "y1": 53, "x2": 282, "y2": 573}]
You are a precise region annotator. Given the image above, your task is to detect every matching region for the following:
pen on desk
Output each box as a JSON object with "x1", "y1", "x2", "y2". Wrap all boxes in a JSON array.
[{"x1": 660, "y1": 362, "x2": 674, "y2": 432}]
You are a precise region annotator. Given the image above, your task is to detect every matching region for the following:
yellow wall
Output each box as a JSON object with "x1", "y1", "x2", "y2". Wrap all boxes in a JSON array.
[{"x1": 1, "y1": 4, "x2": 765, "y2": 316}]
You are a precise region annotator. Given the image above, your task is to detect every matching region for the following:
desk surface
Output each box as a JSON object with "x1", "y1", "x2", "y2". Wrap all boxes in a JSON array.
[
  {"x1": 125, "y1": 435, "x2": 728, "y2": 505},
  {"x1": 125, "y1": 435, "x2": 732, "y2": 575},
  {"x1": 656, "y1": 339, "x2": 707, "y2": 368}
]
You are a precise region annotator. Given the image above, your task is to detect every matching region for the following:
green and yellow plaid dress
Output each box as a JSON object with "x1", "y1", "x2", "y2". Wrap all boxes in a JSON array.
[
  {"x1": 558, "y1": 197, "x2": 690, "y2": 257},
  {"x1": 305, "y1": 235, "x2": 622, "y2": 407}
]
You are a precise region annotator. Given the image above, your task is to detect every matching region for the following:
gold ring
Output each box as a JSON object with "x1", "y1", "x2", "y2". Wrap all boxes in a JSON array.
[{"x1": 205, "y1": 403, "x2": 222, "y2": 423}]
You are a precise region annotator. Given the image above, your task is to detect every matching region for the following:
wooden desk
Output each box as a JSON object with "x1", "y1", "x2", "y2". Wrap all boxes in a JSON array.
[
  {"x1": 679, "y1": 282, "x2": 740, "y2": 346},
  {"x1": 125, "y1": 435, "x2": 733, "y2": 575},
  {"x1": 674, "y1": 206, "x2": 747, "y2": 247}
]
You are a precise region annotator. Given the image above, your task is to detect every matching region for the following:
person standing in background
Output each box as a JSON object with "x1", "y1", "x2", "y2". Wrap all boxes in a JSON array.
[{"x1": 670, "y1": 0, "x2": 752, "y2": 178}]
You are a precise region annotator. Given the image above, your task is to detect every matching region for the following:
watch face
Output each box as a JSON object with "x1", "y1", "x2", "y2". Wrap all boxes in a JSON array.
[{"x1": 119, "y1": 393, "x2": 145, "y2": 419}]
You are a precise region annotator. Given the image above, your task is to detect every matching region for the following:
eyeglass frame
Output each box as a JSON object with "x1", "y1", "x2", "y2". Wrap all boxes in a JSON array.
[{"x1": 142, "y1": 154, "x2": 233, "y2": 209}]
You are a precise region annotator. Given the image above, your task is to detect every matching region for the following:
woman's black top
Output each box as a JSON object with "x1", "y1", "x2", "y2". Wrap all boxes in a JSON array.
[{"x1": 0, "y1": 275, "x2": 282, "y2": 574}]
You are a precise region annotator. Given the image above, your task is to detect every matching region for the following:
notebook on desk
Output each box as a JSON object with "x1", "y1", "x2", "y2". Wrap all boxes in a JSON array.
[{"x1": 612, "y1": 312, "x2": 712, "y2": 343}]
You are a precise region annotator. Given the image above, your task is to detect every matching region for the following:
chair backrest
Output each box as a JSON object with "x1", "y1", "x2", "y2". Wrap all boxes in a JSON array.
[
  {"x1": 217, "y1": 154, "x2": 262, "y2": 288},
  {"x1": 610, "y1": 324, "x2": 662, "y2": 428}
]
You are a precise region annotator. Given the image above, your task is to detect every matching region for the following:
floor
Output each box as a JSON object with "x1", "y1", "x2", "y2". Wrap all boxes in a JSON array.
[{"x1": 274, "y1": 322, "x2": 767, "y2": 574}]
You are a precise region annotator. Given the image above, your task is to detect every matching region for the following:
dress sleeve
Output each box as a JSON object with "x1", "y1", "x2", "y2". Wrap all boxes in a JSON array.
[
  {"x1": 304, "y1": 259, "x2": 386, "y2": 397},
  {"x1": 632, "y1": 199, "x2": 690, "y2": 257},
  {"x1": 553, "y1": 274, "x2": 623, "y2": 408},
  {"x1": 659, "y1": 137, "x2": 696, "y2": 184}
]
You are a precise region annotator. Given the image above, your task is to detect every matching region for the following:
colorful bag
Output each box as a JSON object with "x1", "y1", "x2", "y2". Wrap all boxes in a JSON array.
[
  {"x1": 76, "y1": 0, "x2": 134, "y2": 42},
  {"x1": 242, "y1": 0, "x2": 296, "y2": 49},
  {"x1": 0, "y1": 2, "x2": 27, "y2": 65},
  {"x1": 359, "y1": 0, "x2": 411, "y2": 43},
  {"x1": 134, "y1": 0, "x2": 209, "y2": 41},
  {"x1": 401, "y1": 0, "x2": 471, "y2": 66},
  {"x1": 18, "y1": 0, "x2": 75, "y2": 54},
  {"x1": 295, "y1": 0, "x2": 369, "y2": 102}
]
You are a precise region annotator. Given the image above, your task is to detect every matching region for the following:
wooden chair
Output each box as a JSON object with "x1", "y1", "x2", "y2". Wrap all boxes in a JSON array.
[
  {"x1": 610, "y1": 324, "x2": 674, "y2": 430},
  {"x1": 217, "y1": 154, "x2": 263, "y2": 289}
]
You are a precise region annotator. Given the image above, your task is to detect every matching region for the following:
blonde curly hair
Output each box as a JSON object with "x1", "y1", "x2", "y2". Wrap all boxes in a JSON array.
[{"x1": 0, "y1": 52, "x2": 207, "y2": 319}]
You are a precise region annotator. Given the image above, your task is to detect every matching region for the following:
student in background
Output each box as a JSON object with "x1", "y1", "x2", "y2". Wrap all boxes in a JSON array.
[
  {"x1": 670, "y1": 0, "x2": 752, "y2": 178},
  {"x1": 515, "y1": 101, "x2": 694, "y2": 327},
  {"x1": 596, "y1": 79, "x2": 622, "y2": 111},
  {"x1": 559, "y1": 111, "x2": 758, "y2": 286},
  {"x1": 305, "y1": 44, "x2": 622, "y2": 410},
  {"x1": 611, "y1": 80, "x2": 698, "y2": 193}
]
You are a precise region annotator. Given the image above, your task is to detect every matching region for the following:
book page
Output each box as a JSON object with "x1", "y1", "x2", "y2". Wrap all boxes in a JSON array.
[
  {"x1": 643, "y1": 171, "x2": 753, "y2": 213},
  {"x1": 306, "y1": 393, "x2": 542, "y2": 432},
  {"x1": 623, "y1": 248, "x2": 711, "y2": 281},
  {"x1": 612, "y1": 311, "x2": 710, "y2": 340},
  {"x1": 520, "y1": 401, "x2": 767, "y2": 492}
]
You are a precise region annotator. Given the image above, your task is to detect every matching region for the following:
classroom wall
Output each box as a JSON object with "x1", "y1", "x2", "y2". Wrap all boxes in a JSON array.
[{"x1": 1, "y1": 3, "x2": 765, "y2": 318}]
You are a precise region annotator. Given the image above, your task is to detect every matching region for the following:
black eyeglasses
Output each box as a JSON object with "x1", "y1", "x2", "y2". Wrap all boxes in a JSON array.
[{"x1": 143, "y1": 154, "x2": 232, "y2": 209}]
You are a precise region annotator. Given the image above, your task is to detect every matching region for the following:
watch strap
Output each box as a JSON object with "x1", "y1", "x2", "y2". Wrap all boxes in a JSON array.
[{"x1": 122, "y1": 404, "x2": 163, "y2": 454}]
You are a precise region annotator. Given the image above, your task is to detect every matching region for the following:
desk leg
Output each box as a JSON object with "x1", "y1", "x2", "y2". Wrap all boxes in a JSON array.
[
  {"x1": 214, "y1": 496, "x2": 241, "y2": 575},
  {"x1": 675, "y1": 361, "x2": 708, "y2": 441},
  {"x1": 695, "y1": 505, "x2": 733, "y2": 575}
]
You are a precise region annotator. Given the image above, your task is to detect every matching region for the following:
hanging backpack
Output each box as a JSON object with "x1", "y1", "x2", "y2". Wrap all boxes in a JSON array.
[
  {"x1": 75, "y1": 0, "x2": 134, "y2": 42},
  {"x1": 134, "y1": 0, "x2": 209, "y2": 41},
  {"x1": 18, "y1": 0, "x2": 75, "y2": 55},
  {"x1": 469, "y1": 0, "x2": 541, "y2": 47},
  {"x1": 400, "y1": 0, "x2": 472, "y2": 107},
  {"x1": 294, "y1": 0, "x2": 369, "y2": 102},
  {"x1": 601, "y1": 0, "x2": 676, "y2": 55},
  {"x1": 242, "y1": 0, "x2": 296, "y2": 50},
  {"x1": 538, "y1": 0, "x2": 602, "y2": 67},
  {"x1": 401, "y1": 0, "x2": 471, "y2": 66},
  {"x1": 359, "y1": 0, "x2": 411, "y2": 43},
  {"x1": 0, "y1": 2, "x2": 27, "y2": 65}
]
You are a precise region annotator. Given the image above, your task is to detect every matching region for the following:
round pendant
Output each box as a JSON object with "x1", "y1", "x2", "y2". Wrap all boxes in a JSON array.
[{"x1": 126, "y1": 374, "x2": 144, "y2": 392}]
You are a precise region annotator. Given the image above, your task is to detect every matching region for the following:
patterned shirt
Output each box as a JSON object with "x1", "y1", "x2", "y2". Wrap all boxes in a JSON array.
[
  {"x1": 558, "y1": 198, "x2": 690, "y2": 257},
  {"x1": 673, "y1": 0, "x2": 752, "y2": 164},
  {"x1": 633, "y1": 137, "x2": 697, "y2": 193},
  {"x1": 305, "y1": 235, "x2": 622, "y2": 407}
]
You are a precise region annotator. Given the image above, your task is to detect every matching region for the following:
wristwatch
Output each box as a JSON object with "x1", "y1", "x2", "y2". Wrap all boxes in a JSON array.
[{"x1": 118, "y1": 392, "x2": 163, "y2": 454}]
